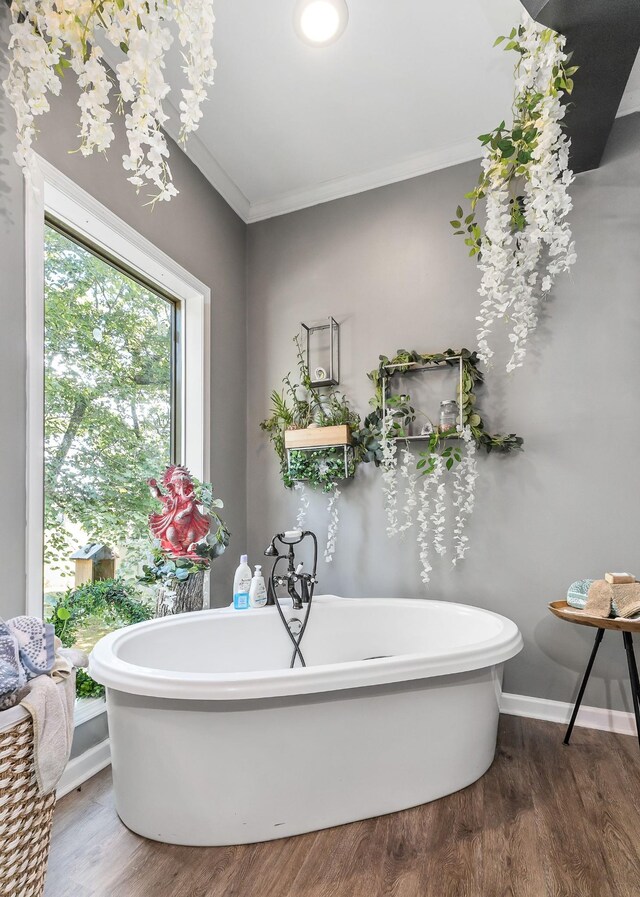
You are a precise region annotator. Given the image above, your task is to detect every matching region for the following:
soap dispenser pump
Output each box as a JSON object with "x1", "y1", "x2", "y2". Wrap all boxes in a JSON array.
[{"x1": 249, "y1": 565, "x2": 268, "y2": 608}]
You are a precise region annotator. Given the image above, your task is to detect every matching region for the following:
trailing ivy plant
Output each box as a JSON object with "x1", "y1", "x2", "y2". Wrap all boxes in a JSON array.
[
  {"x1": 451, "y1": 13, "x2": 578, "y2": 372},
  {"x1": 261, "y1": 335, "x2": 361, "y2": 492},
  {"x1": 288, "y1": 447, "x2": 357, "y2": 494},
  {"x1": 50, "y1": 578, "x2": 153, "y2": 698}
]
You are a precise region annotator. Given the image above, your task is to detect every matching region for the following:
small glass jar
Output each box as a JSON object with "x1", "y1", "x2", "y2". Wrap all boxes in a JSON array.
[{"x1": 439, "y1": 400, "x2": 458, "y2": 432}]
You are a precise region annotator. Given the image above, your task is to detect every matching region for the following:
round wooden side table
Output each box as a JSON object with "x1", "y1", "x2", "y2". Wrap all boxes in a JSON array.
[{"x1": 549, "y1": 601, "x2": 640, "y2": 748}]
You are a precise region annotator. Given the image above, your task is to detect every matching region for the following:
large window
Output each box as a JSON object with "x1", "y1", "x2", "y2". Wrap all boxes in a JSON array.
[
  {"x1": 26, "y1": 158, "x2": 210, "y2": 638},
  {"x1": 44, "y1": 224, "x2": 176, "y2": 597}
]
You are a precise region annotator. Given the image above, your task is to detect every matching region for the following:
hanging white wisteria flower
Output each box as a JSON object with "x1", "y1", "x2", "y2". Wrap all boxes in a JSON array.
[
  {"x1": 451, "y1": 426, "x2": 478, "y2": 565},
  {"x1": 398, "y1": 446, "x2": 419, "y2": 534},
  {"x1": 413, "y1": 451, "x2": 447, "y2": 584},
  {"x1": 412, "y1": 435, "x2": 477, "y2": 583},
  {"x1": 452, "y1": 12, "x2": 578, "y2": 372},
  {"x1": 431, "y1": 467, "x2": 447, "y2": 560},
  {"x1": 3, "y1": 0, "x2": 216, "y2": 202},
  {"x1": 380, "y1": 410, "x2": 400, "y2": 538},
  {"x1": 294, "y1": 482, "x2": 309, "y2": 530},
  {"x1": 324, "y1": 486, "x2": 341, "y2": 564},
  {"x1": 415, "y1": 470, "x2": 433, "y2": 585}
]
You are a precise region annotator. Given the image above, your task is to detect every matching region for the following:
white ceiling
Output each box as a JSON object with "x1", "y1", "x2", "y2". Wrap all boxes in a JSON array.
[{"x1": 159, "y1": 0, "x2": 640, "y2": 223}]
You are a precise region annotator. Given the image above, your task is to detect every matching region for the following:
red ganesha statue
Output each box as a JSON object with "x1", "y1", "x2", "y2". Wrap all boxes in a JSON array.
[{"x1": 147, "y1": 466, "x2": 210, "y2": 559}]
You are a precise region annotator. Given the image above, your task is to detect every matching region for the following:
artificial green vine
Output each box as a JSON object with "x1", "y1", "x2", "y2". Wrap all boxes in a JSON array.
[
  {"x1": 359, "y1": 348, "x2": 523, "y2": 471},
  {"x1": 288, "y1": 447, "x2": 357, "y2": 493},
  {"x1": 451, "y1": 24, "x2": 577, "y2": 257}
]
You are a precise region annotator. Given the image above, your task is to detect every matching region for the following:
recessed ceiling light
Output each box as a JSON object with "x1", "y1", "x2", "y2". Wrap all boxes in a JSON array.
[{"x1": 294, "y1": 0, "x2": 349, "y2": 47}]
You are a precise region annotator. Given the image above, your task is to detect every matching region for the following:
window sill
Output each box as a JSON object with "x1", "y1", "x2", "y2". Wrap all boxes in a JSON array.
[{"x1": 74, "y1": 696, "x2": 106, "y2": 728}]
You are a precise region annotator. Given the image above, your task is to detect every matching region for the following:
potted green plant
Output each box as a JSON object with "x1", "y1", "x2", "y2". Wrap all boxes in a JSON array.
[{"x1": 261, "y1": 336, "x2": 361, "y2": 493}]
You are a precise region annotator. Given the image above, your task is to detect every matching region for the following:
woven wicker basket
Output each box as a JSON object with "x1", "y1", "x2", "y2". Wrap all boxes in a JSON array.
[{"x1": 0, "y1": 706, "x2": 56, "y2": 897}]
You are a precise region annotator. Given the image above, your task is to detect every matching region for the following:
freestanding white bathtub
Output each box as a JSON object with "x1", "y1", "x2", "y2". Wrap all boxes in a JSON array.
[{"x1": 89, "y1": 595, "x2": 522, "y2": 846}]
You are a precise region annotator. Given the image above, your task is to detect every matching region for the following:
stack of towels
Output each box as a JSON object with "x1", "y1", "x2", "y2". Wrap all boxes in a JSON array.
[
  {"x1": 0, "y1": 615, "x2": 88, "y2": 794},
  {"x1": 567, "y1": 574, "x2": 640, "y2": 620}
]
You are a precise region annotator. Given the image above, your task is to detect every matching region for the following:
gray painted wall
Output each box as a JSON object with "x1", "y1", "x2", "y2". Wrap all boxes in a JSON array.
[
  {"x1": 0, "y1": 7, "x2": 248, "y2": 621},
  {"x1": 247, "y1": 112, "x2": 640, "y2": 712}
]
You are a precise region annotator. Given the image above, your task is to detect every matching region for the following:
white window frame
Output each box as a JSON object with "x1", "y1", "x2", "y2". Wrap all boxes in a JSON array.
[{"x1": 25, "y1": 156, "x2": 211, "y2": 618}]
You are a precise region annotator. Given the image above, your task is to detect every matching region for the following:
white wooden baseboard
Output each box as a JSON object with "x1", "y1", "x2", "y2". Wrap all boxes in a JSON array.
[
  {"x1": 56, "y1": 738, "x2": 111, "y2": 800},
  {"x1": 500, "y1": 692, "x2": 637, "y2": 737}
]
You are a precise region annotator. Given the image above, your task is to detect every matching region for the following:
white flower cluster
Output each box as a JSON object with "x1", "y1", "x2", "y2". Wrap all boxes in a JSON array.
[
  {"x1": 324, "y1": 486, "x2": 341, "y2": 564},
  {"x1": 294, "y1": 482, "x2": 309, "y2": 530},
  {"x1": 380, "y1": 411, "x2": 400, "y2": 537},
  {"x1": 416, "y1": 467, "x2": 433, "y2": 585},
  {"x1": 398, "y1": 446, "x2": 419, "y2": 534},
  {"x1": 432, "y1": 471, "x2": 447, "y2": 560},
  {"x1": 3, "y1": 0, "x2": 216, "y2": 202},
  {"x1": 451, "y1": 426, "x2": 478, "y2": 565},
  {"x1": 477, "y1": 12, "x2": 576, "y2": 372},
  {"x1": 413, "y1": 453, "x2": 446, "y2": 584},
  {"x1": 380, "y1": 431, "x2": 478, "y2": 586}
]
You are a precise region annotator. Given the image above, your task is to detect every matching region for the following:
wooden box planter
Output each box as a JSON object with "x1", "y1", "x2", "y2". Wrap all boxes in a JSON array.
[
  {"x1": 285, "y1": 425, "x2": 355, "y2": 485},
  {"x1": 284, "y1": 425, "x2": 353, "y2": 450}
]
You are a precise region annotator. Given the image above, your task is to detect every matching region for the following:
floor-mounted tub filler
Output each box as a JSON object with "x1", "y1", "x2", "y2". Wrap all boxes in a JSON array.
[{"x1": 89, "y1": 596, "x2": 522, "y2": 846}]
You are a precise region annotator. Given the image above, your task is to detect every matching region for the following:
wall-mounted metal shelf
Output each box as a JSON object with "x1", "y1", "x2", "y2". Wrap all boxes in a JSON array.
[
  {"x1": 301, "y1": 317, "x2": 340, "y2": 388},
  {"x1": 391, "y1": 433, "x2": 461, "y2": 443},
  {"x1": 381, "y1": 356, "x2": 464, "y2": 437}
]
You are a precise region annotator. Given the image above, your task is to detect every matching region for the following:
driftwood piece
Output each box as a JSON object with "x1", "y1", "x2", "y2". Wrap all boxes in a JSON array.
[{"x1": 155, "y1": 569, "x2": 207, "y2": 617}]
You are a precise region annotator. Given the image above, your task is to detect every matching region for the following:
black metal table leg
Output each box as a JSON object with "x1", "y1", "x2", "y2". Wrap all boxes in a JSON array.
[
  {"x1": 564, "y1": 627, "x2": 605, "y2": 745},
  {"x1": 622, "y1": 631, "x2": 640, "y2": 749}
]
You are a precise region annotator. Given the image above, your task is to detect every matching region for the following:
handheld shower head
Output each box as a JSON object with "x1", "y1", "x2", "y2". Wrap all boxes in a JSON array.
[
  {"x1": 264, "y1": 528, "x2": 319, "y2": 667},
  {"x1": 282, "y1": 529, "x2": 303, "y2": 542},
  {"x1": 264, "y1": 529, "x2": 305, "y2": 558}
]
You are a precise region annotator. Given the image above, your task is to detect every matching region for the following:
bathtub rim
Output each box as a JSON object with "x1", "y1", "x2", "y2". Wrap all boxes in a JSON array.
[{"x1": 89, "y1": 595, "x2": 522, "y2": 701}]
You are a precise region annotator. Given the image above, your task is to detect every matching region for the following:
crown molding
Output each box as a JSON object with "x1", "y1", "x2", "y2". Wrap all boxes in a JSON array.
[
  {"x1": 74, "y1": 44, "x2": 640, "y2": 224},
  {"x1": 245, "y1": 137, "x2": 483, "y2": 224},
  {"x1": 245, "y1": 97, "x2": 640, "y2": 223},
  {"x1": 162, "y1": 120, "x2": 251, "y2": 223}
]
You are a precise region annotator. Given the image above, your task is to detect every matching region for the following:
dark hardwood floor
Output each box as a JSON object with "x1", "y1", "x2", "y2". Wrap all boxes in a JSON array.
[{"x1": 45, "y1": 716, "x2": 640, "y2": 897}]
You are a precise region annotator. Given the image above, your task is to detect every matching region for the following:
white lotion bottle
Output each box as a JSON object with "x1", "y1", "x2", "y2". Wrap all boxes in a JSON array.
[
  {"x1": 232, "y1": 555, "x2": 252, "y2": 609},
  {"x1": 249, "y1": 565, "x2": 268, "y2": 608}
]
